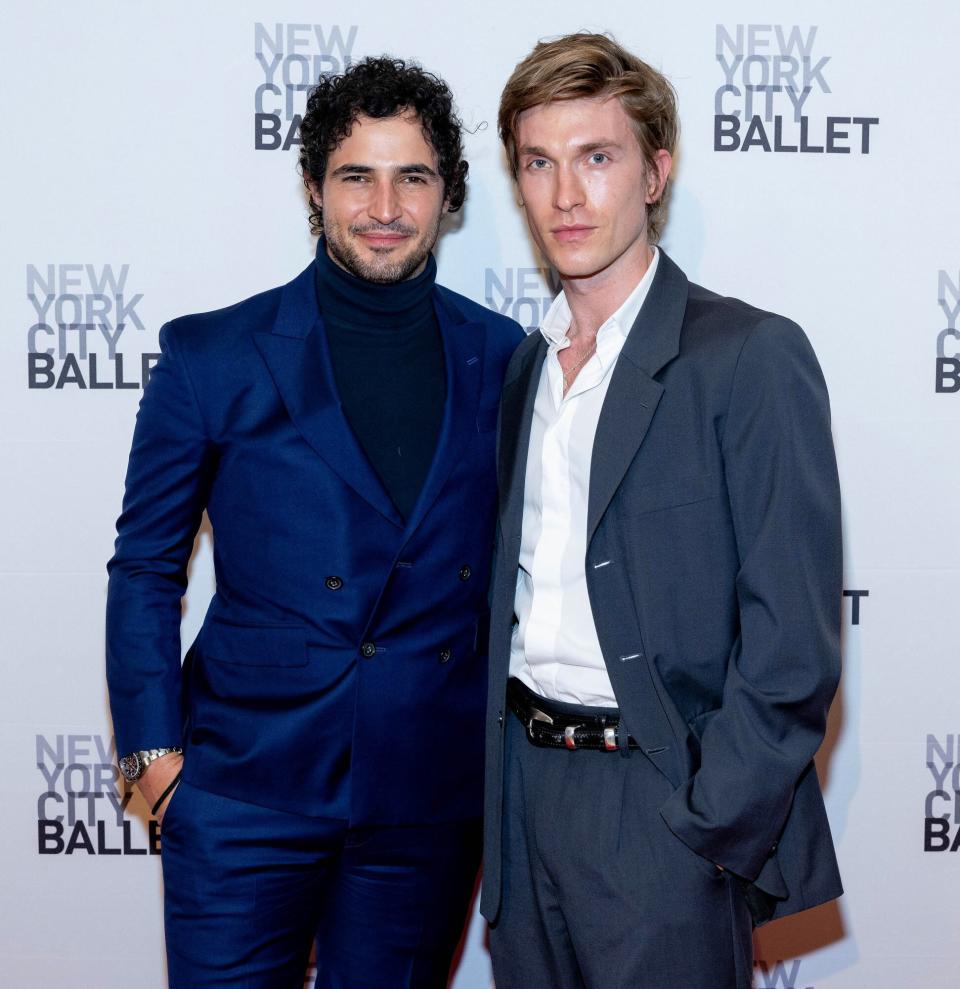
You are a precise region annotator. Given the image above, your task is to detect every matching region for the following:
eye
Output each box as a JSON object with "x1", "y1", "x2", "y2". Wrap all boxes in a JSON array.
[
  {"x1": 526, "y1": 158, "x2": 549, "y2": 171},
  {"x1": 588, "y1": 152, "x2": 609, "y2": 165},
  {"x1": 401, "y1": 174, "x2": 427, "y2": 184},
  {"x1": 342, "y1": 174, "x2": 367, "y2": 183}
]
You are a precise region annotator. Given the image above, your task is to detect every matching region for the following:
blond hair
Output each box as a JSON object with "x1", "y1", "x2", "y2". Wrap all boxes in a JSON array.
[{"x1": 498, "y1": 32, "x2": 679, "y2": 241}]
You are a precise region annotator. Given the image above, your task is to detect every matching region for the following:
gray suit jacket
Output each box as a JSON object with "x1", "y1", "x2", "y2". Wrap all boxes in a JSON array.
[{"x1": 481, "y1": 250, "x2": 843, "y2": 926}]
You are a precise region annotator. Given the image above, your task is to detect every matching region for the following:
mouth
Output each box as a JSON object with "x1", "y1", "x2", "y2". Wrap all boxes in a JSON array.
[
  {"x1": 551, "y1": 225, "x2": 595, "y2": 244},
  {"x1": 355, "y1": 230, "x2": 413, "y2": 249}
]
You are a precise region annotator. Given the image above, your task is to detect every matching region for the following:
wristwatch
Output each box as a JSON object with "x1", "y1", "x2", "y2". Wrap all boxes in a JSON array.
[{"x1": 118, "y1": 747, "x2": 183, "y2": 783}]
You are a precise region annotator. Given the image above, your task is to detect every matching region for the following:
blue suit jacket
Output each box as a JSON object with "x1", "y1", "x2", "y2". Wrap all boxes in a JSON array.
[
  {"x1": 106, "y1": 260, "x2": 523, "y2": 823},
  {"x1": 482, "y1": 251, "x2": 843, "y2": 924}
]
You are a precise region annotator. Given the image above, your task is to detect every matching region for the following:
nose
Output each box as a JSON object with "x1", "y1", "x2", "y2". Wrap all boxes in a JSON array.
[
  {"x1": 553, "y1": 164, "x2": 584, "y2": 213},
  {"x1": 368, "y1": 179, "x2": 402, "y2": 225}
]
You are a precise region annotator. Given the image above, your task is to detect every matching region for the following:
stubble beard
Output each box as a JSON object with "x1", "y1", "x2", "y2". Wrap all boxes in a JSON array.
[{"x1": 323, "y1": 216, "x2": 442, "y2": 284}]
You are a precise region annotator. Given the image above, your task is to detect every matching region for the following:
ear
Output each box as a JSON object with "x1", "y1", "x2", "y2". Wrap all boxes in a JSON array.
[
  {"x1": 645, "y1": 149, "x2": 673, "y2": 204},
  {"x1": 306, "y1": 178, "x2": 322, "y2": 210}
]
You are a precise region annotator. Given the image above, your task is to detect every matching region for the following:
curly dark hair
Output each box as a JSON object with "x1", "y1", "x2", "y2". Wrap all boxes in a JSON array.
[{"x1": 298, "y1": 57, "x2": 468, "y2": 235}]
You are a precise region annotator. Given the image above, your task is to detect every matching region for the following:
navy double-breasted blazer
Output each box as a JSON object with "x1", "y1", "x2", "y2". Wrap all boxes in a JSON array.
[
  {"x1": 481, "y1": 250, "x2": 843, "y2": 925},
  {"x1": 106, "y1": 259, "x2": 523, "y2": 824}
]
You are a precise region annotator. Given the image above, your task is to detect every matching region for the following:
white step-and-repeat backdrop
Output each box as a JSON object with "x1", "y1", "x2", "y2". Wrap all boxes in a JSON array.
[{"x1": 2, "y1": 2, "x2": 958, "y2": 986}]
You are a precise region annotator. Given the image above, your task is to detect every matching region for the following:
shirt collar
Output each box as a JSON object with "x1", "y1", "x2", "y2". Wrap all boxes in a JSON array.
[{"x1": 540, "y1": 247, "x2": 660, "y2": 349}]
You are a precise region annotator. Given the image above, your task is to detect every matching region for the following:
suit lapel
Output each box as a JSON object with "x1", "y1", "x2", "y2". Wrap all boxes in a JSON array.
[
  {"x1": 497, "y1": 334, "x2": 548, "y2": 556},
  {"x1": 587, "y1": 250, "x2": 689, "y2": 540},
  {"x1": 400, "y1": 290, "x2": 485, "y2": 538},
  {"x1": 253, "y1": 263, "x2": 404, "y2": 527}
]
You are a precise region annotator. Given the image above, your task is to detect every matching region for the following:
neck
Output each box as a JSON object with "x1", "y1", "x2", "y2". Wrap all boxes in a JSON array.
[{"x1": 561, "y1": 240, "x2": 654, "y2": 337}]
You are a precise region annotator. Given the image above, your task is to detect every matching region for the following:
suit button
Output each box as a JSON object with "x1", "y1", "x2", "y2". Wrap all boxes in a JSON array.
[
  {"x1": 459, "y1": 565, "x2": 472, "y2": 581},
  {"x1": 325, "y1": 576, "x2": 343, "y2": 591},
  {"x1": 439, "y1": 647, "x2": 452, "y2": 663},
  {"x1": 360, "y1": 642, "x2": 376, "y2": 658},
  {"x1": 497, "y1": 710, "x2": 504, "y2": 725}
]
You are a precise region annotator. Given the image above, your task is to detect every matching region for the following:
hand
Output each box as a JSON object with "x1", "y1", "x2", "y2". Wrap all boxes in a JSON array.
[{"x1": 137, "y1": 752, "x2": 184, "y2": 824}]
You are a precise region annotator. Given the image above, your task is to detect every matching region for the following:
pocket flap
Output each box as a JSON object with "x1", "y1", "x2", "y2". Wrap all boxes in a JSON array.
[
  {"x1": 200, "y1": 619, "x2": 308, "y2": 668},
  {"x1": 621, "y1": 471, "x2": 719, "y2": 516}
]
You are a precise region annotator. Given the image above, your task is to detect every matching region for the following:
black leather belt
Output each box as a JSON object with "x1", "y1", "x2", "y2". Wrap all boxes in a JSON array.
[{"x1": 507, "y1": 678, "x2": 640, "y2": 751}]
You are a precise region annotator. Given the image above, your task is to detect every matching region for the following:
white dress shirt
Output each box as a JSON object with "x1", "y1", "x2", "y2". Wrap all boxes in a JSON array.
[{"x1": 509, "y1": 249, "x2": 660, "y2": 706}]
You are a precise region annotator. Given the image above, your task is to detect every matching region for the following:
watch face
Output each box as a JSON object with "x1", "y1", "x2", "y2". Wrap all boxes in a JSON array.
[{"x1": 119, "y1": 752, "x2": 143, "y2": 782}]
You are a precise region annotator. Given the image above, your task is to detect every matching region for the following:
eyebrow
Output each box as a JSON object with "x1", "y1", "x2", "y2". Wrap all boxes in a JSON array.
[
  {"x1": 398, "y1": 164, "x2": 439, "y2": 177},
  {"x1": 518, "y1": 139, "x2": 623, "y2": 158},
  {"x1": 330, "y1": 163, "x2": 439, "y2": 177}
]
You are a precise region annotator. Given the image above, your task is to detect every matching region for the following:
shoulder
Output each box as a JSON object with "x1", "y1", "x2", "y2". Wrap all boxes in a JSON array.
[
  {"x1": 683, "y1": 281, "x2": 817, "y2": 370},
  {"x1": 688, "y1": 287, "x2": 825, "y2": 401},
  {"x1": 160, "y1": 282, "x2": 284, "y2": 360},
  {"x1": 435, "y1": 284, "x2": 525, "y2": 354},
  {"x1": 685, "y1": 281, "x2": 783, "y2": 340}
]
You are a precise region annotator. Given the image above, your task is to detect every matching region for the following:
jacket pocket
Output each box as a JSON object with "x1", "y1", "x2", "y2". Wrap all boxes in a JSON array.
[
  {"x1": 619, "y1": 471, "x2": 719, "y2": 516},
  {"x1": 200, "y1": 619, "x2": 308, "y2": 668}
]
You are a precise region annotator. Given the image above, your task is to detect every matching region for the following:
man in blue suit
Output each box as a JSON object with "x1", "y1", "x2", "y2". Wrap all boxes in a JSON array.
[{"x1": 106, "y1": 57, "x2": 523, "y2": 988}]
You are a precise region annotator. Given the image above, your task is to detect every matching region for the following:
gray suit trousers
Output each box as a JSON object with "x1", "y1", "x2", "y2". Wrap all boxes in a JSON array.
[{"x1": 489, "y1": 708, "x2": 754, "y2": 989}]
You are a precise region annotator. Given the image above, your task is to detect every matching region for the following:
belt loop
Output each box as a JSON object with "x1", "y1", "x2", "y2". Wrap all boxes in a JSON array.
[{"x1": 617, "y1": 716, "x2": 631, "y2": 759}]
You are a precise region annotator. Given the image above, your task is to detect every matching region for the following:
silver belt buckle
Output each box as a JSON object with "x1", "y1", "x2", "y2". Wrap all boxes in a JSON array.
[
  {"x1": 603, "y1": 727, "x2": 617, "y2": 751},
  {"x1": 527, "y1": 705, "x2": 554, "y2": 741}
]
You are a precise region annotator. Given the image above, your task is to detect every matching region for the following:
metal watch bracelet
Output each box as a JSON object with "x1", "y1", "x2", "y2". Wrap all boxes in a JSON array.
[{"x1": 118, "y1": 746, "x2": 183, "y2": 783}]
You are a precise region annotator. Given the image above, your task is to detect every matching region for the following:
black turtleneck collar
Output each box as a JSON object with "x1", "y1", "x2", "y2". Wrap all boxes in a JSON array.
[{"x1": 314, "y1": 237, "x2": 437, "y2": 330}]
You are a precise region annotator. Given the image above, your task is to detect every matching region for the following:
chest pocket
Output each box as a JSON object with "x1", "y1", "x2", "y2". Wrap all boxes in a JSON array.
[{"x1": 618, "y1": 471, "x2": 720, "y2": 517}]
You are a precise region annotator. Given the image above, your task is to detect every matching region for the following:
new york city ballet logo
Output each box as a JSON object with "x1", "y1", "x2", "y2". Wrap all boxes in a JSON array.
[
  {"x1": 924, "y1": 734, "x2": 960, "y2": 852},
  {"x1": 713, "y1": 25, "x2": 879, "y2": 154},
  {"x1": 484, "y1": 266, "x2": 560, "y2": 332},
  {"x1": 25, "y1": 264, "x2": 158, "y2": 391},
  {"x1": 755, "y1": 959, "x2": 813, "y2": 989},
  {"x1": 36, "y1": 733, "x2": 160, "y2": 857},
  {"x1": 254, "y1": 22, "x2": 359, "y2": 151},
  {"x1": 935, "y1": 268, "x2": 960, "y2": 393}
]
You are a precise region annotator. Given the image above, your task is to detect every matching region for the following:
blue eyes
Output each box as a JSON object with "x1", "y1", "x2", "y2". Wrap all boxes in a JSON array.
[{"x1": 525, "y1": 153, "x2": 610, "y2": 171}]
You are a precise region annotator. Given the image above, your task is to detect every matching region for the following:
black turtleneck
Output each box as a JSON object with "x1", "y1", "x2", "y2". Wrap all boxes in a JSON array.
[{"x1": 314, "y1": 239, "x2": 445, "y2": 522}]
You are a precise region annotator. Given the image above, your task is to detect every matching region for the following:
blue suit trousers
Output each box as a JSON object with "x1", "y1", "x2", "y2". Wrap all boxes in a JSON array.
[{"x1": 160, "y1": 782, "x2": 481, "y2": 988}]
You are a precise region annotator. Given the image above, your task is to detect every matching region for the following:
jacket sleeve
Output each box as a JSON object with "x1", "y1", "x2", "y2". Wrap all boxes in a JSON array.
[
  {"x1": 105, "y1": 321, "x2": 215, "y2": 756},
  {"x1": 659, "y1": 315, "x2": 842, "y2": 883}
]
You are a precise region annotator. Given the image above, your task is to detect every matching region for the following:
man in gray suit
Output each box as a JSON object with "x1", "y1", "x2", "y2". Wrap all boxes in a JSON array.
[{"x1": 481, "y1": 33, "x2": 843, "y2": 988}]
